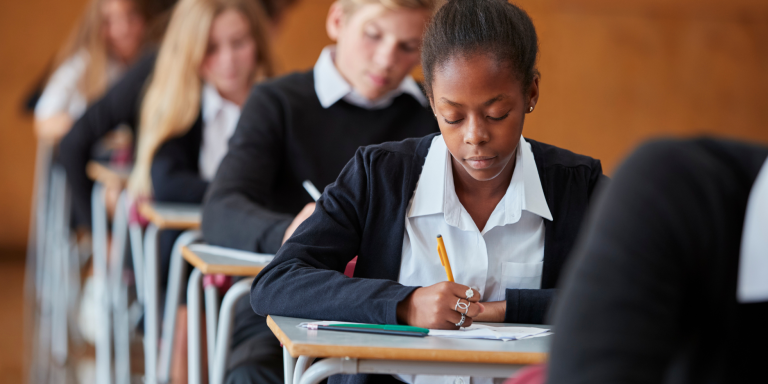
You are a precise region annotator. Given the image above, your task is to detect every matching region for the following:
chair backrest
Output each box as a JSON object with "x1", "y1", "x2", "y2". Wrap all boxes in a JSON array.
[{"x1": 344, "y1": 256, "x2": 357, "y2": 278}]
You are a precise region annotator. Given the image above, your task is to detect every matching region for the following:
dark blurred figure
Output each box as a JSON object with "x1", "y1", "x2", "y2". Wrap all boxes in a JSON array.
[{"x1": 547, "y1": 138, "x2": 768, "y2": 384}]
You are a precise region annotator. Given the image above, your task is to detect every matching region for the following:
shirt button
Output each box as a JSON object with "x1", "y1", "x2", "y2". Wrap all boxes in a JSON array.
[{"x1": 454, "y1": 378, "x2": 465, "y2": 384}]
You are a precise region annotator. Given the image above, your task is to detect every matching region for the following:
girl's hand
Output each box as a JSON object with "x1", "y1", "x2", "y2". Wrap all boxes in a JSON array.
[{"x1": 396, "y1": 282, "x2": 484, "y2": 329}]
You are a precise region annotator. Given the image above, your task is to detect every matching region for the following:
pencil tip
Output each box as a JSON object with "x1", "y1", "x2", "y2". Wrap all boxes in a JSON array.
[{"x1": 436, "y1": 234, "x2": 442, "y2": 238}]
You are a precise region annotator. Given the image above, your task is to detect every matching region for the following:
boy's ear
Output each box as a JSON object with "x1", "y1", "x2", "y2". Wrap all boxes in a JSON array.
[{"x1": 326, "y1": 1, "x2": 344, "y2": 42}]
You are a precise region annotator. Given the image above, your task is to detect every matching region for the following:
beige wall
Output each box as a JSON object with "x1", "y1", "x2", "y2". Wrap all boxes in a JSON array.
[{"x1": 1, "y1": 0, "x2": 767, "y2": 253}]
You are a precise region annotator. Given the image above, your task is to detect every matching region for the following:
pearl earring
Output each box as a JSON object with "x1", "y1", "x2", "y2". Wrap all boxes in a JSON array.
[{"x1": 529, "y1": 106, "x2": 534, "y2": 112}]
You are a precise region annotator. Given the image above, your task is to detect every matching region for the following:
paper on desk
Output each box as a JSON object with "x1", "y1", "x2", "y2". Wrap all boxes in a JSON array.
[
  {"x1": 427, "y1": 324, "x2": 551, "y2": 340},
  {"x1": 188, "y1": 244, "x2": 275, "y2": 264},
  {"x1": 298, "y1": 321, "x2": 551, "y2": 340}
]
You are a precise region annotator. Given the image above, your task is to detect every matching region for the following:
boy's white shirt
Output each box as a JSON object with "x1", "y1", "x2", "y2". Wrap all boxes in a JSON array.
[{"x1": 313, "y1": 45, "x2": 428, "y2": 110}]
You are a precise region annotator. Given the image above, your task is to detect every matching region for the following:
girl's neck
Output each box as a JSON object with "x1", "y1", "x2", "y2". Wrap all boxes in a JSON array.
[
  {"x1": 218, "y1": 87, "x2": 250, "y2": 107},
  {"x1": 451, "y1": 151, "x2": 516, "y2": 231}
]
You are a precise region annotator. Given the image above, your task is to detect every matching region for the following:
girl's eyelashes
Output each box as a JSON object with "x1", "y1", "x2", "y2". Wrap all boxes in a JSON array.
[
  {"x1": 488, "y1": 111, "x2": 510, "y2": 121},
  {"x1": 444, "y1": 118, "x2": 463, "y2": 125}
]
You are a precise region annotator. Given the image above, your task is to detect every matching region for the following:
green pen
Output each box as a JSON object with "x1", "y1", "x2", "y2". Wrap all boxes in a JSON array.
[{"x1": 326, "y1": 323, "x2": 430, "y2": 334}]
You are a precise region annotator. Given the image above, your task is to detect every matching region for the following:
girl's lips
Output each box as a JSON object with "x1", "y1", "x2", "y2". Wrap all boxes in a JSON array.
[
  {"x1": 465, "y1": 156, "x2": 497, "y2": 169},
  {"x1": 368, "y1": 73, "x2": 388, "y2": 87}
]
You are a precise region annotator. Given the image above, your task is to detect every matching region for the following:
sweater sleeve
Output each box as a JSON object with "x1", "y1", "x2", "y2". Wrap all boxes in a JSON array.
[
  {"x1": 150, "y1": 122, "x2": 209, "y2": 204},
  {"x1": 504, "y1": 288, "x2": 555, "y2": 324},
  {"x1": 58, "y1": 51, "x2": 156, "y2": 228},
  {"x1": 201, "y1": 84, "x2": 293, "y2": 253},
  {"x1": 250, "y1": 147, "x2": 418, "y2": 325}
]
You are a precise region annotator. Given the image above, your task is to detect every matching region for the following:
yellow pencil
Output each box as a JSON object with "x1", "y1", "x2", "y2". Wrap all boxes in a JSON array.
[{"x1": 436, "y1": 234, "x2": 454, "y2": 282}]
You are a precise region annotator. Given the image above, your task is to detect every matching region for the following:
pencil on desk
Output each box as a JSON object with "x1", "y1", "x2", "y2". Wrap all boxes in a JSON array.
[{"x1": 436, "y1": 234, "x2": 454, "y2": 282}]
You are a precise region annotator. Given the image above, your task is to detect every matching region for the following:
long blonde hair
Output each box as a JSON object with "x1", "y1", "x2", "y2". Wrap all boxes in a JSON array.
[
  {"x1": 54, "y1": 0, "x2": 149, "y2": 102},
  {"x1": 129, "y1": 0, "x2": 274, "y2": 197}
]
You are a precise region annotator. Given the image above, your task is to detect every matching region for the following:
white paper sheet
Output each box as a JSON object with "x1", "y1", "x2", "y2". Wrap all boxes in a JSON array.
[
  {"x1": 427, "y1": 323, "x2": 551, "y2": 340},
  {"x1": 187, "y1": 244, "x2": 274, "y2": 264}
]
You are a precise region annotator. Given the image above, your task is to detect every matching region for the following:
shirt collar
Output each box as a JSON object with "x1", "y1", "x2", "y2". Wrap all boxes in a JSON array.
[
  {"x1": 313, "y1": 45, "x2": 428, "y2": 110},
  {"x1": 738, "y1": 158, "x2": 768, "y2": 303},
  {"x1": 408, "y1": 135, "x2": 553, "y2": 226},
  {"x1": 201, "y1": 82, "x2": 239, "y2": 124}
]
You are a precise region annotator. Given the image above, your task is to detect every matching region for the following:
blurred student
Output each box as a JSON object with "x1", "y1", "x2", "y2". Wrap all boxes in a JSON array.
[
  {"x1": 202, "y1": 0, "x2": 439, "y2": 254},
  {"x1": 547, "y1": 138, "x2": 768, "y2": 384},
  {"x1": 249, "y1": 1, "x2": 605, "y2": 383},
  {"x1": 124, "y1": 0, "x2": 274, "y2": 380},
  {"x1": 35, "y1": 0, "x2": 148, "y2": 142},
  {"x1": 201, "y1": 0, "x2": 439, "y2": 382},
  {"x1": 128, "y1": 0, "x2": 273, "y2": 205},
  {"x1": 59, "y1": 0, "x2": 287, "y2": 232}
]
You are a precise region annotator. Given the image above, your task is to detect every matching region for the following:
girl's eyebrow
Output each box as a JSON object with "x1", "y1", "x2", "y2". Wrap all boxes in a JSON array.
[
  {"x1": 439, "y1": 94, "x2": 506, "y2": 107},
  {"x1": 483, "y1": 94, "x2": 505, "y2": 106}
]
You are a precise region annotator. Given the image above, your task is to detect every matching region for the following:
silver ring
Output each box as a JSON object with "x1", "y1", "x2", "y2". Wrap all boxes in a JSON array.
[
  {"x1": 455, "y1": 313, "x2": 466, "y2": 327},
  {"x1": 463, "y1": 301, "x2": 471, "y2": 315},
  {"x1": 455, "y1": 298, "x2": 468, "y2": 312},
  {"x1": 465, "y1": 288, "x2": 474, "y2": 300}
]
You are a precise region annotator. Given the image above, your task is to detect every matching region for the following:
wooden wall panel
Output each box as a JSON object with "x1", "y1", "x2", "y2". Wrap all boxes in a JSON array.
[{"x1": 0, "y1": 0, "x2": 767, "y2": 251}]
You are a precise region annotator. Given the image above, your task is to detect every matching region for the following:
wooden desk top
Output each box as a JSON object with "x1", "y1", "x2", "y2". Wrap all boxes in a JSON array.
[
  {"x1": 268, "y1": 316, "x2": 550, "y2": 365},
  {"x1": 181, "y1": 244, "x2": 274, "y2": 276},
  {"x1": 139, "y1": 202, "x2": 201, "y2": 230},
  {"x1": 86, "y1": 161, "x2": 131, "y2": 186}
]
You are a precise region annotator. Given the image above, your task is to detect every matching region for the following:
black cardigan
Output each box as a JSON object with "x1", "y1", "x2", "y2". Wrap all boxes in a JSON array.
[
  {"x1": 59, "y1": 50, "x2": 157, "y2": 228},
  {"x1": 59, "y1": 49, "x2": 210, "y2": 217},
  {"x1": 251, "y1": 134, "x2": 605, "y2": 383},
  {"x1": 201, "y1": 70, "x2": 439, "y2": 255},
  {"x1": 150, "y1": 115, "x2": 208, "y2": 203},
  {"x1": 547, "y1": 138, "x2": 768, "y2": 384}
]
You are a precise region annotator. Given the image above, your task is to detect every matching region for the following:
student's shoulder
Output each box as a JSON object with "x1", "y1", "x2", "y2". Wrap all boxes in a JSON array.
[
  {"x1": 626, "y1": 137, "x2": 768, "y2": 183},
  {"x1": 249, "y1": 70, "x2": 316, "y2": 104},
  {"x1": 527, "y1": 138, "x2": 602, "y2": 172}
]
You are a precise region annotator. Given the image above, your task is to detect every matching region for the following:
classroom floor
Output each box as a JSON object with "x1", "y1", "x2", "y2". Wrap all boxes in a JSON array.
[
  {"x1": 0, "y1": 254, "x2": 147, "y2": 384},
  {"x1": 0, "y1": 257, "x2": 27, "y2": 383}
]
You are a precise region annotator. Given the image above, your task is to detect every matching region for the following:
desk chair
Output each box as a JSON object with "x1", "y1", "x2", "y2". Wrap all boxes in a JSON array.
[
  {"x1": 137, "y1": 202, "x2": 201, "y2": 384},
  {"x1": 181, "y1": 244, "x2": 274, "y2": 384}
]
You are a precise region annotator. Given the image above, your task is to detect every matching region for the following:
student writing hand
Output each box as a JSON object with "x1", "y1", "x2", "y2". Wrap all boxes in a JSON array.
[
  {"x1": 396, "y1": 282, "x2": 484, "y2": 329},
  {"x1": 282, "y1": 202, "x2": 316, "y2": 244}
]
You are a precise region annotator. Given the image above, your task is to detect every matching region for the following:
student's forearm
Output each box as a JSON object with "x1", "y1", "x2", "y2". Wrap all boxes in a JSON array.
[
  {"x1": 35, "y1": 113, "x2": 73, "y2": 142},
  {"x1": 473, "y1": 301, "x2": 506, "y2": 322}
]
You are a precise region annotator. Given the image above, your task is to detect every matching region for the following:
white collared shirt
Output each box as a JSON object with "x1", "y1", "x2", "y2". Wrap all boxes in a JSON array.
[
  {"x1": 738, "y1": 158, "x2": 768, "y2": 303},
  {"x1": 313, "y1": 45, "x2": 428, "y2": 110},
  {"x1": 198, "y1": 83, "x2": 241, "y2": 181},
  {"x1": 396, "y1": 135, "x2": 552, "y2": 384},
  {"x1": 35, "y1": 50, "x2": 125, "y2": 120}
]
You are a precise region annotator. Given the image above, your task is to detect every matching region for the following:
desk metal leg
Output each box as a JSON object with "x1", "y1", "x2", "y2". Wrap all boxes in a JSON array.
[
  {"x1": 143, "y1": 223, "x2": 160, "y2": 384},
  {"x1": 92, "y1": 183, "x2": 112, "y2": 384},
  {"x1": 299, "y1": 358, "x2": 358, "y2": 384},
  {"x1": 299, "y1": 359, "x2": 527, "y2": 384},
  {"x1": 293, "y1": 356, "x2": 316, "y2": 384},
  {"x1": 50, "y1": 167, "x2": 69, "y2": 366},
  {"x1": 283, "y1": 347, "x2": 296, "y2": 384},
  {"x1": 128, "y1": 223, "x2": 145, "y2": 305},
  {"x1": 111, "y1": 192, "x2": 130, "y2": 384},
  {"x1": 204, "y1": 283, "x2": 219, "y2": 384},
  {"x1": 158, "y1": 230, "x2": 201, "y2": 383},
  {"x1": 211, "y1": 279, "x2": 252, "y2": 384},
  {"x1": 187, "y1": 268, "x2": 203, "y2": 384}
]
